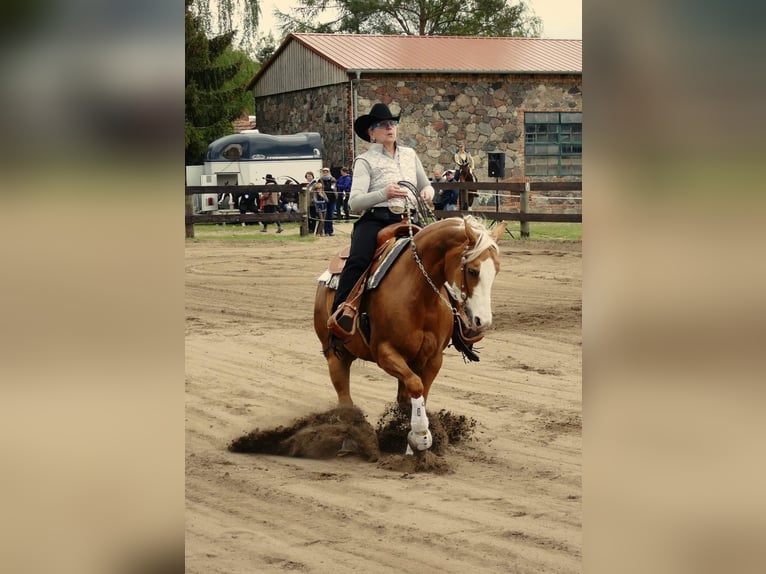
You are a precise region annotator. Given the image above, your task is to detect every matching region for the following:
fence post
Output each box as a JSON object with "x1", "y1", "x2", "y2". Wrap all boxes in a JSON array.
[
  {"x1": 520, "y1": 182, "x2": 530, "y2": 238},
  {"x1": 299, "y1": 185, "x2": 309, "y2": 237},
  {"x1": 185, "y1": 193, "x2": 195, "y2": 239}
]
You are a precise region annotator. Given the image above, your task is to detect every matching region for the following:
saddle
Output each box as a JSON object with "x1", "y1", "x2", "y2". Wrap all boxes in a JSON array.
[{"x1": 327, "y1": 221, "x2": 421, "y2": 341}]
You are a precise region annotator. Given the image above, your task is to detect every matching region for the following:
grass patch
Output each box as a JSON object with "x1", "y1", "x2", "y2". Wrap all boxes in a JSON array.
[
  {"x1": 189, "y1": 222, "x2": 315, "y2": 242},
  {"x1": 188, "y1": 221, "x2": 581, "y2": 242},
  {"x1": 507, "y1": 222, "x2": 582, "y2": 241}
]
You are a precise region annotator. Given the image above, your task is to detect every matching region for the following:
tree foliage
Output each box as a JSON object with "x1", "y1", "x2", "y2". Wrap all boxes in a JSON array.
[
  {"x1": 189, "y1": 0, "x2": 262, "y2": 55},
  {"x1": 275, "y1": 0, "x2": 542, "y2": 37},
  {"x1": 185, "y1": 0, "x2": 257, "y2": 165}
]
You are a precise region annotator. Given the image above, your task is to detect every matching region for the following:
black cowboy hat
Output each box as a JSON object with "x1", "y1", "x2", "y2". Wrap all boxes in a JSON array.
[
  {"x1": 353, "y1": 103, "x2": 401, "y2": 142},
  {"x1": 263, "y1": 174, "x2": 277, "y2": 183}
]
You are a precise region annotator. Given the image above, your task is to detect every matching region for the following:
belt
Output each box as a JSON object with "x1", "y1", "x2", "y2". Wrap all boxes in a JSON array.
[
  {"x1": 368, "y1": 207, "x2": 399, "y2": 216},
  {"x1": 366, "y1": 207, "x2": 415, "y2": 217}
]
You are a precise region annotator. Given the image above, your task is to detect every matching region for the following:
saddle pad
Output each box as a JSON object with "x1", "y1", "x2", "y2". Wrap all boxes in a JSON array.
[{"x1": 366, "y1": 237, "x2": 411, "y2": 290}]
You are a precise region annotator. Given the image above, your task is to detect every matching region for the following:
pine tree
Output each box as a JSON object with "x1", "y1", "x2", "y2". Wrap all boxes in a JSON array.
[{"x1": 185, "y1": 0, "x2": 249, "y2": 165}]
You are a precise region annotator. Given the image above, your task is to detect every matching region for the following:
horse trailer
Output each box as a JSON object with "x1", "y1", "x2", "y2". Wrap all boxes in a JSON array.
[{"x1": 186, "y1": 131, "x2": 324, "y2": 212}]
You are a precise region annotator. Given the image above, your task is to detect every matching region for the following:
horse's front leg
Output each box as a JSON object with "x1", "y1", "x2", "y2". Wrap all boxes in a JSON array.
[
  {"x1": 376, "y1": 343, "x2": 436, "y2": 454},
  {"x1": 377, "y1": 343, "x2": 424, "y2": 400},
  {"x1": 406, "y1": 395, "x2": 433, "y2": 454}
]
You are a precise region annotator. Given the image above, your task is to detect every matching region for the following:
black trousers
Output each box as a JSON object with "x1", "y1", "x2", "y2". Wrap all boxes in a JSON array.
[{"x1": 331, "y1": 208, "x2": 405, "y2": 313}]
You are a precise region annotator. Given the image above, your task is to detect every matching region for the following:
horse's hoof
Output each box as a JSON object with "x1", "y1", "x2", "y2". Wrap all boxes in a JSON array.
[{"x1": 407, "y1": 429, "x2": 433, "y2": 451}]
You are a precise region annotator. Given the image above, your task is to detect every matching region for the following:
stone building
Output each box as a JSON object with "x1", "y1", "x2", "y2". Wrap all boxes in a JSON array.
[{"x1": 247, "y1": 34, "x2": 582, "y2": 182}]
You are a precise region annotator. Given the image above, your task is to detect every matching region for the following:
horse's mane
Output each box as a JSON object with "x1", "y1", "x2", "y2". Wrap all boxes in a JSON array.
[{"x1": 460, "y1": 215, "x2": 500, "y2": 262}]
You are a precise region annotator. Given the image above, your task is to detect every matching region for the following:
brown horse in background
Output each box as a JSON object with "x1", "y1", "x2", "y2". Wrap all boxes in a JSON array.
[
  {"x1": 457, "y1": 161, "x2": 478, "y2": 210},
  {"x1": 314, "y1": 215, "x2": 507, "y2": 453}
]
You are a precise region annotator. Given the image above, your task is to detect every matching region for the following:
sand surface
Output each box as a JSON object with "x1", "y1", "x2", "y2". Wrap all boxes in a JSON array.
[{"x1": 185, "y1": 222, "x2": 581, "y2": 573}]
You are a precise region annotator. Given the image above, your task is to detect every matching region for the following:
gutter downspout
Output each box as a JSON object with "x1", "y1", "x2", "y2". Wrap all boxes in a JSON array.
[{"x1": 351, "y1": 70, "x2": 361, "y2": 160}]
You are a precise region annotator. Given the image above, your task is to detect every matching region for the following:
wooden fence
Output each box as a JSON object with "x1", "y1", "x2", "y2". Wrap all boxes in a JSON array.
[{"x1": 185, "y1": 180, "x2": 581, "y2": 239}]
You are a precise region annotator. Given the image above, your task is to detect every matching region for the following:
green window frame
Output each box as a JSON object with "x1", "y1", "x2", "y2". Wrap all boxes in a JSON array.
[{"x1": 524, "y1": 112, "x2": 582, "y2": 177}]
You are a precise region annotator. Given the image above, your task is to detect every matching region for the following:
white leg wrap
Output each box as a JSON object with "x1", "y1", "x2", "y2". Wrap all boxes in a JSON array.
[{"x1": 406, "y1": 396, "x2": 433, "y2": 452}]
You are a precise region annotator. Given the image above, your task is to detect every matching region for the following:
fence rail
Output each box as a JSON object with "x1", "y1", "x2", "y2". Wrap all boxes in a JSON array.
[{"x1": 184, "y1": 181, "x2": 581, "y2": 238}]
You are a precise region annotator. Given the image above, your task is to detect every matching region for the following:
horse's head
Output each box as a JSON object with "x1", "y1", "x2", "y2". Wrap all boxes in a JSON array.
[
  {"x1": 457, "y1": 162, "x2": 474, "y2": 182},
  {"x1": 445, "y1": 216, "x2": 507, "y2": 331}
]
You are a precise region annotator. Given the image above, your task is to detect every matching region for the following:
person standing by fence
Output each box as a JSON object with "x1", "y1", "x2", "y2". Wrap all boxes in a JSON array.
[
  {"x1": 238, "y1": 184, "x2": 259, "y2": 226},
  {"x1": 304, "y1": 171, "x2": 318, "y2": 234},
  {"x1": 336, "y1": 166, "x2": 352, "y2": 220},
  {"x1": 441, "y1": 170, "x2": 459, "y2": 211},
  {"x1": 320, "y1": 167, "x2": 337, "y2": 236},
  {"x1": 281, "y1": 180, "x2": 300, "y2": 213},
  {"x1": 260, "y1": 174, "x2": 283, "y2": 234},
  {"x1": 311, "y1": 181, "x2": 328, "y2": 236}
]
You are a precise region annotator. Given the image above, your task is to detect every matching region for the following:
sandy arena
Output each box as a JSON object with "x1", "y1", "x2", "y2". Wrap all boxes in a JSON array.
[{"x1": 185, "y1": 221, "x2": 582, "y2": 573}]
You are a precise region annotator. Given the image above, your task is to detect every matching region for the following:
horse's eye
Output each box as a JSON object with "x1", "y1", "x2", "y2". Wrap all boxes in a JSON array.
[{"x1": 467, "y1": 268, "x2": 480, "y2": 278}]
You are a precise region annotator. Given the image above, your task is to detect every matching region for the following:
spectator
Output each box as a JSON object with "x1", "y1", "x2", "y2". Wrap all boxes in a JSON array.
[
  {"x1": 431, "y1": 168, "x2": 446, "y2": 210},
  {"x1": 238, "y1": 184, "x2": 259, "y2": 226},
  {"x1": 336, "y1": 166, "x2": 352, "y2": 220},
  {"x1": 260, "y1": 174, "x2": 283, "y2": 234},
  {"x1": 311, "y1": 181, "x2": 328, "y2": 236},
  {"x1": 304, "y1": 171, "x2": 318, "y2": 234},
  {"x1": 281, "y1": 180, "x2": 300, "y2": 213},
  {"x1": 441, "y1": 170, "x2": 459, "y2": 211},
  {"x1": 320, "y1": 167, "x2": 337, "y2": 236}
]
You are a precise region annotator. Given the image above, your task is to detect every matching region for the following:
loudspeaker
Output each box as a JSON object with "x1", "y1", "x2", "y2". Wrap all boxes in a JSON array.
[{"x1": 487, "y1": 152, "x2": 505, "y2": 178}]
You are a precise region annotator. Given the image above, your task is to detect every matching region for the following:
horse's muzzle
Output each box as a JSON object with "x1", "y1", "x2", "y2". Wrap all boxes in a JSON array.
[{"x1": 457, "y1": 313, "x2": 486, "y2": 344}]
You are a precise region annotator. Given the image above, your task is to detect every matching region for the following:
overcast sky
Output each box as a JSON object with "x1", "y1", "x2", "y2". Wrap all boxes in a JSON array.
[{"x1": 257, "y1": 0, "x2": 582, "y2": 40}]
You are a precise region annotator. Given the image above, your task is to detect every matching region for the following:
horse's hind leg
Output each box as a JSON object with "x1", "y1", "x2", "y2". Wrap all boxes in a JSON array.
[
  {"x1": 315, "y1": 285, "x2": 355, "y2": 406},
  {"x1": 327, "y1": 349, "x2": 354, "y2": 406}
]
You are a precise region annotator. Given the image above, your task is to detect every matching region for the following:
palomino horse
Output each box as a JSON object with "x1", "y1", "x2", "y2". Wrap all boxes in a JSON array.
[
  {"x1": 314, "y1": 211, "x2": 506, "y2": 454},
  {"x1": 457, "y1": 161, "x2": 478, "y2": 210}
]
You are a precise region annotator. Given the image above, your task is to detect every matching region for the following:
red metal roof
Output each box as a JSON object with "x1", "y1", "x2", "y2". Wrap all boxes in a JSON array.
[{"x1": 292, "y1": 33, "x2": 581, "y2": 74}]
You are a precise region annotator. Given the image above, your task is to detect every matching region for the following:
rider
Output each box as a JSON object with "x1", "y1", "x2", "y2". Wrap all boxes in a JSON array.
[
  {"x1": 454, "y1": 142, "x2": 475, "y2": 178},
  {"x1": 454, "y1": 142, "x2": 476, "y2": 210},
  {"x1": 328, "y1": 102, "x2": 434, "y2": 338}
]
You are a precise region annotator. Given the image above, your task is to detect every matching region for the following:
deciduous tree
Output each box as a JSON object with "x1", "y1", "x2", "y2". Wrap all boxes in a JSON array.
[{"x1": 275, "y1": 0, "x2": 541, "y2": 37}]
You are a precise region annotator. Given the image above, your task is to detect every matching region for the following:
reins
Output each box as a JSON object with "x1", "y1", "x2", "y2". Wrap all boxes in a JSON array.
[{"x1": 397, "y1": 181, "x2": 468, "y2": 321}]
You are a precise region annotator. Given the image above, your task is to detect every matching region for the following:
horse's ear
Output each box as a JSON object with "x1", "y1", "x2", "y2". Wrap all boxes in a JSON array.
[{"x1": 490, "y1": 221, "x2": 508, "y2": 242}]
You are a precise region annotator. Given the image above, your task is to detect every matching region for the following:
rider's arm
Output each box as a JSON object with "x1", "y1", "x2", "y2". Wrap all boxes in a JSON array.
[
  {"x1": 414, "y1": 156, "x2": 435, "y2": 201},
  {"x1": 348, "y1": 158, "x2": 387, "y2": 214}
]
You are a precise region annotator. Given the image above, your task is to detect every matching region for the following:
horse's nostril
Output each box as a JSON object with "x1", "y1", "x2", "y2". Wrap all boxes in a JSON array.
[{"x1": 475, "y1": 317, "x2": 482, "y2": 327}]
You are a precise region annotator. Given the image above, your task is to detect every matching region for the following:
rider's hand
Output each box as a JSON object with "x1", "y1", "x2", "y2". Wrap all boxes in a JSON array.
[{"x1": 385, "y1": 184, "x2": 408, "y2": 199}]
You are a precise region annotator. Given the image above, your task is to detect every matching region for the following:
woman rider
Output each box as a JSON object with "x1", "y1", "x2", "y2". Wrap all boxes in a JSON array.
[{"x1": 328, "y1": 102, "x2": 434, "y2": 338}]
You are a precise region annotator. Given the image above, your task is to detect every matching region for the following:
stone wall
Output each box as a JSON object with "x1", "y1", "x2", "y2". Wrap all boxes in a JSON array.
[
  {"x1": 255, "y1": 72, "x2": 581, "y2": 181},
  {"x1": 356, "y1": 73, "x2": 581, "y2": 180},
  {"x1": 254, "y1": 83, "x2": 351, "y2": 172}
]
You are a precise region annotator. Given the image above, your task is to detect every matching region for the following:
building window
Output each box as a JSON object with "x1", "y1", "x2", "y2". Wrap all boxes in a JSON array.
[{"x1": 524, "y1": 112, "x2": 582, "y2": 177}]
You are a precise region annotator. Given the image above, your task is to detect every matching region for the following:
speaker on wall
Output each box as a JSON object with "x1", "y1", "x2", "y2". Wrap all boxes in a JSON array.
[{"x1": 487, "y1": 152, "x2": 506, "y2": 178}]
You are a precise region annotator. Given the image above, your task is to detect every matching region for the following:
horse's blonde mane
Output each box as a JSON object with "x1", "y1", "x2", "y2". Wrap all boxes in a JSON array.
[{"x1": 461, "y1": 215, "x2": 499, "y2": 262}]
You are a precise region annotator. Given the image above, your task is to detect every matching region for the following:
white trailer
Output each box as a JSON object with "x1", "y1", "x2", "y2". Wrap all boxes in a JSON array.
[
  {"x1": 186, "y1": 132, "x2": 325, "y2": 213},
  {"x1": 185, "y1": 165, "x2": 219, "y2": 213}
]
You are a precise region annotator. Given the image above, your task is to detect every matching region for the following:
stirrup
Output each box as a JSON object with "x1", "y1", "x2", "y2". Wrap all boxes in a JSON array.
[{"x1": 327, "y1": 304, "x2": 356, "y2": 340}]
